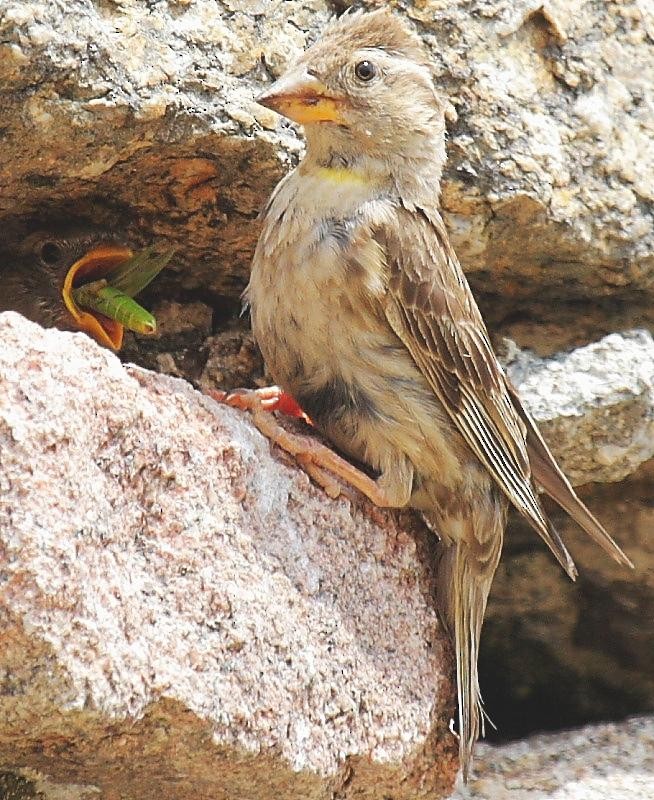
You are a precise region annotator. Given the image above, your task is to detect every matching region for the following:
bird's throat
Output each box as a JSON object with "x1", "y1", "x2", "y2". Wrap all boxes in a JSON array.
[{"x1": 314, "y1": 166, "x2": 369, "y2": 186}]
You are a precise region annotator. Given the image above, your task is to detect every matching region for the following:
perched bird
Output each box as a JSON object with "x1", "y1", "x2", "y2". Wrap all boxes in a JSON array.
[
  {"x1": 1, "y1": 229, "x2": 172, "y2": 350},
  {"x1": 238, "y1": 8, "x2": 631, "y2": 780}
]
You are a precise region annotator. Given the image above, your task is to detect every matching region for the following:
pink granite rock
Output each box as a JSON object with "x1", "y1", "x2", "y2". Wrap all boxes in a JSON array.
[{"x1": 0, "y1": 311, "x2": 457, "y2": 799}]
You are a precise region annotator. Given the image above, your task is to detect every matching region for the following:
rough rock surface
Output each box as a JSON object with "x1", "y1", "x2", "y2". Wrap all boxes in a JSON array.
[
  {"x1": 0, "y1": 312, "x2": 457, "y2": 800},
  {"x1": 0, "y1": 0, "x2": 324, "y2": 302},
  {"x1": 451, "y1": 715, "x2": 654, "y2": 800},
  {"x1": 506, "y1": 329, "x2": 654, "y2": 484},
  {"x1": 482, "y1": 467, "x2": 654, "y2": 739},
  {"x1": 1, "y1": 308, "x2": 653, "y2": 793},
  {"x1": 421, "y1": 0, "x2": 654, "y2": 342},
  {"x1": 1, "y1": 0, "x2": 653, "y2": 786},
  {"x1": 1, "y1": 0, "x2": 652, "y2": 352}
]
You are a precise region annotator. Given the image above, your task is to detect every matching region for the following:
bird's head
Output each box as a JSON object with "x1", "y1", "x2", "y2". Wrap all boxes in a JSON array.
[
  {"x1": 257, "y1": 8, "x2": 446, "y2": 170},
  {"x1": 16, "y1": 230, "x2": 133, "y2": 350}
]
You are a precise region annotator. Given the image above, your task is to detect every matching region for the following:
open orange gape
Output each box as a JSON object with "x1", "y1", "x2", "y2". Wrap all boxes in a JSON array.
[{"x1": 61, "y1": 243, "x2": 133, "y2": 351}]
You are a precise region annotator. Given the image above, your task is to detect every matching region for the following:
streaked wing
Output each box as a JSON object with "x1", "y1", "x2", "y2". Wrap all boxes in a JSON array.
[{"x1": 378, "y1": 204, "x2": 577, "y2": 579}]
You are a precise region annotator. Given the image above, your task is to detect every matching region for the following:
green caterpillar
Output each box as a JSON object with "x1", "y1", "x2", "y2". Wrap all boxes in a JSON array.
[
  {"x1": 73, "y1": 280, "x2": 157, "y2": 335},
  {"x1": 72, "y1": 247, "x2": 175, "y2": 335}
]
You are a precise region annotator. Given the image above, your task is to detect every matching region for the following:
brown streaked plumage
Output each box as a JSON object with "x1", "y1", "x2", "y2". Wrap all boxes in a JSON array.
[{"x1": 242, "y1": 8, "x2": 632, "y2": 781}]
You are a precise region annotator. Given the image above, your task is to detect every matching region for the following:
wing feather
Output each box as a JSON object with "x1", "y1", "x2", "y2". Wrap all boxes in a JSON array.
[
  {"x1": 506, "y1": 384, "x2": 633, "y2": 567},
  {"x1": 380, "y1": 206, "x2": 578, "y2": 578}
]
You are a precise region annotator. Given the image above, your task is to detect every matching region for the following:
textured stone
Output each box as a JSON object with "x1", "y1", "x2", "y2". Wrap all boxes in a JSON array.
[
  {"x1": 1, "y1": 0, "x2": 653, "y2": 783},
  {"x1": 120, "y1": 298, "x2": 215, "y2": 381},
  {"x1": 197, "y1": 325, "x2": 267, "y2": 394},
  {"x1": 482, "y1": 460, "x2": 654, "y2": 740},
  {"x1": 479, "y1": 331, "x2": 654, "y2": 738},
  {"x1": 506, "y1": 329, "x2": 654, "y2": 484},
  {"x1": 0, "y1": 0, "x2": 652, "y2": 353},
  {"x1": 450, "y1": 716, "x2": 654, "y2": 799},
  {"x1": 4, "y1": 715, "x2": 653, "y2": 799},
  {"x1": 0, "y1": 312, "x2": 457, "y2": 800},
  {"x1": 0, "y1": 0, "x2": 328, "y2": 299}
]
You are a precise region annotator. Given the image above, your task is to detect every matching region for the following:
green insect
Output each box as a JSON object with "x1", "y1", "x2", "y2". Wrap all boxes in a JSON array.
[
  {"x1": 73, "y1": 280, "x2": 157, "y2": 334},
  {"x1": 72, "y1": 247, "x2": 175, "y2": 336},
  {"x1": 106, "y1": 246, "x2": 175, "y2": 297}
]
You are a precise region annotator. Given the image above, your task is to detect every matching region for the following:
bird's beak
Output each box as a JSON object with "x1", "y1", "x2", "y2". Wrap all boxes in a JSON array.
[
  {"x1": 62, "y1": 244, "x2": 133, "y2": 351},
  {"x1": 256, "y1": 69, "x2": 346, "y2": 125}
]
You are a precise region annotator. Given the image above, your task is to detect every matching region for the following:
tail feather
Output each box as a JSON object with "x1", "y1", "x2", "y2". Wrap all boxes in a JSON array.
[
  {"x1": 528, "y1": 507, "x2": 578, "y2": 580},
  {"x1": 507, "y1": 384, "x2": 633, "y2": 569},
  {"x1": 434, "y1": 501, "x2": 505, "y2": 782}
]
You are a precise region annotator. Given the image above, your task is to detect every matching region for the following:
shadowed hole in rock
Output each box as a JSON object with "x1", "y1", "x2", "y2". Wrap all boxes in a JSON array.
[{"x1": 480, "y1": 492, "x2": 653, "y2": 743}]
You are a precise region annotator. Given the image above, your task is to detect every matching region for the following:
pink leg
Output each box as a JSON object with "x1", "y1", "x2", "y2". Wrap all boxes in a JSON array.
[{"x1": 208, "y1": 386, "x2": 394, "y2": 505}]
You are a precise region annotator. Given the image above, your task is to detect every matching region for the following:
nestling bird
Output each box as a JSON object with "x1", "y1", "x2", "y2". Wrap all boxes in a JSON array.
[
  {"x1": 1, "y1": 230, "x2": 172, "y2": 350},
  {"x1": 236, "y1": 8, "x2": 632, "y2": 781}
]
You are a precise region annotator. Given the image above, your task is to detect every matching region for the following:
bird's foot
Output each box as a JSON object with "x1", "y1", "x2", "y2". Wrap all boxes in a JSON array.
[
  {"x1": 209, "y1": 386, "x2": 340, "y2": 497},
  {"x1": 212, "y1": 385, "x2": 309, "y2": 420},
  {"x1": 209, "y1": 386, "x2": 391, "y2": 505}
]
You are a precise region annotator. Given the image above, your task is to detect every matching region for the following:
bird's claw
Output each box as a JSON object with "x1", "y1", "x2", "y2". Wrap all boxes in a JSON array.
[
  {"x1": 211, "y1": 386, "x2": 309, "y2": 420},
  {"x1": 208, "y1": 386, "x2": 376, "y2": 502}
]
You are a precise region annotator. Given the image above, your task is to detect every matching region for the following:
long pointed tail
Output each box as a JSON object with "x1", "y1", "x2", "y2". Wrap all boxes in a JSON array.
[{"x1": 434, "y1": 495, "x2": 506, "y2": 782}]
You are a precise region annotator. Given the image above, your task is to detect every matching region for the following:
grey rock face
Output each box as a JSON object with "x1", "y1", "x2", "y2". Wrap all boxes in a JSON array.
[
  {"x1": 482, "y1": 460, "x2": 654, "y2": 740},
  {"x1": 506, "y1": 329, "x2": 654, "y2": 484},
  {"x1": 480, "y1": 331, "x2": 654, "y2": 739},
  {"x1": 428, "y1": 0, "x2": 654, "y2": 293},
  {"x1": 450, "y1": 716, "x2": 654, "y2": 799}
]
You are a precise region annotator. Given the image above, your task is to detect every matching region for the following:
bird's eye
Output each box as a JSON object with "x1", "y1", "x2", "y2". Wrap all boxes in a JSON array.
[
  {"x1": 39, "y1": 241, "x2": 63, "y2": 266},
  {"x1": 354, "y1": 60, "x2": 376, "y2": 82}
]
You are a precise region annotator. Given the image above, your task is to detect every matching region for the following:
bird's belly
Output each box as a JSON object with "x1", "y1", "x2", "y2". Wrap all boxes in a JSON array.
[
  {"x1": 250, "y1": 264, "x2": 465, "y2": 487},
  {"x1": 248, "y1": 180, "x2": 470, "y2": 490}
]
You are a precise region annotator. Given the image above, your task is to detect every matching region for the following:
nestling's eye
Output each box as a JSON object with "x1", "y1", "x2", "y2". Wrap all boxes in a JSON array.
[
  {"x1": 354, "y1": 60, "x2": 377, "y2": 82},
  {"x1": 39, "y1": 241, "x2": 63, "y2": 266}
]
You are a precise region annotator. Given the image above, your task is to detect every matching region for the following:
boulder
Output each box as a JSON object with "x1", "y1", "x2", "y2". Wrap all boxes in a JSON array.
[
  {"x1": 506, "y1": 329, "x2": 654, "y2": 485},
  {"x1": 0, "y1": 312, "x2": 457, "y2": 800}
]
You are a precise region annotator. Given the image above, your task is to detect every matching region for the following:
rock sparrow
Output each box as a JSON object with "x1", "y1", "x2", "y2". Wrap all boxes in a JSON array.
[{"x1": 239, "y1": 8, "x2": 631, "y2": 781}]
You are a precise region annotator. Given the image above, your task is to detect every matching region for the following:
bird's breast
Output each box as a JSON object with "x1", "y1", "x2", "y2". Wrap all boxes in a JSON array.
[
  {"x1": 251, "y1": 177, "x2": 386, "y2": 374},
  {"x1": 247, "y1": 172, "x2": 464, "y2": 482}
]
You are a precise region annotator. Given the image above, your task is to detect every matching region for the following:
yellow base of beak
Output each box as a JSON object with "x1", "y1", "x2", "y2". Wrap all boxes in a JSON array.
[
  {"x1": 62, "y1": 244, "x2": 133, "y2": 351},
  {"x1": 257, "y1": 71, "x2": 347, "y2": 126},
  {"x1": 270, "y1": 96, "x2": 345, "y2": 125}
]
